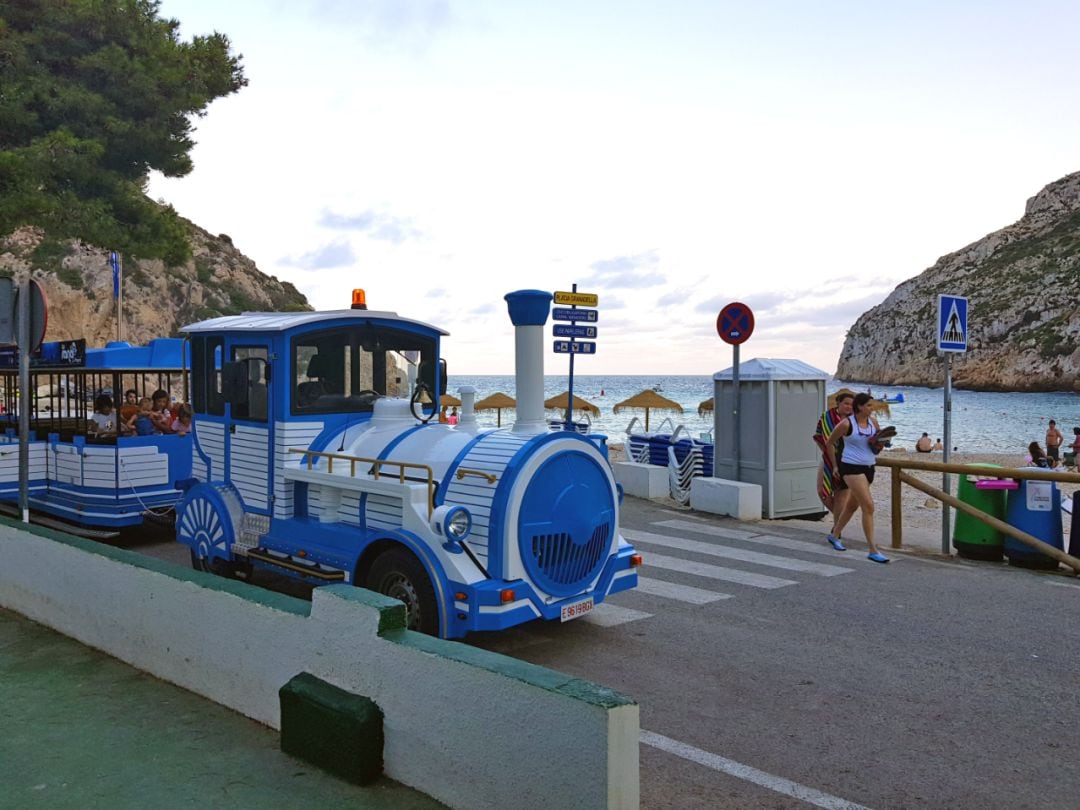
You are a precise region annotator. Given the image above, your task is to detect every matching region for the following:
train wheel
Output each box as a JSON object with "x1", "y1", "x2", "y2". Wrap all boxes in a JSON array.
[{"x1": 367, "y1": 549, "x2": 439, "y2": 635}]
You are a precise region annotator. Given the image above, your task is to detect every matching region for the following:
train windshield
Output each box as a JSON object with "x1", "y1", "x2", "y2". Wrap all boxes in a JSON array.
[{"x1": 291, "y1": 325, "x2": 436, "y2": 415}]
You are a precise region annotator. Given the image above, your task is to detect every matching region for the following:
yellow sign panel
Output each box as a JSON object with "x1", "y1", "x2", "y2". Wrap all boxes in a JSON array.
[{"x1": 554, "y1": 291, "x2": 599, "y2": 307}]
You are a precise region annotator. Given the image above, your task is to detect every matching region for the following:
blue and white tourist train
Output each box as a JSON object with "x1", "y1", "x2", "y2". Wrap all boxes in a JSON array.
[
  {"x1": 175, "y1": 289, "x2": 640, "y2": 638},
  {"x1": 0, "y1": 338, "x2": 191, "y2": 529}
]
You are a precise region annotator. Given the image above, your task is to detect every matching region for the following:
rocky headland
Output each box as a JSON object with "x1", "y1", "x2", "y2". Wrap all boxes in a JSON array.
[
  {"x1": 0, "y1": 221, "x2": 309, "y2": 347},
  {"x1": 835, "y1": 172, "x2": 1080, "y2": 391}
]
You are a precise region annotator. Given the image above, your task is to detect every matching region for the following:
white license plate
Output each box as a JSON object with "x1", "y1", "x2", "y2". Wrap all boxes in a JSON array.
[{"x1": 560, "y1": 597, "x2": 594, "y2": 622}]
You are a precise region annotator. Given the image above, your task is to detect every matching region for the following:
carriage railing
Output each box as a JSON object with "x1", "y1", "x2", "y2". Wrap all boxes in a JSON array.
[{"x1": 289, "y1": 448, "x2": 436, "y2": 518}]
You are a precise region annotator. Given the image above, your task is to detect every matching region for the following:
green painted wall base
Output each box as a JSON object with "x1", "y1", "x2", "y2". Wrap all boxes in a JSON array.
[{"x1": 280, "y1": 672, "x2": 384, "y2": 785}]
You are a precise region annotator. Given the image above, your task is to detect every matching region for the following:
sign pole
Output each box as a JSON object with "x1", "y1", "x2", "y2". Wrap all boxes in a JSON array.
[
  {"x1": 566, "y1": 283, "x2": 576, "y2": 431},
  {"x1": 936, "y1": 293, "x2": 967, "y2": 555},
  {"x1": 941, "y1": 353, "x2": 952, "y2": 554},
  {"x1": 17, "y1": 279, "x2": 30, "y2": 523},
  {"x1": 732, "y1": 343, "x2": 741, "y2": 481}
]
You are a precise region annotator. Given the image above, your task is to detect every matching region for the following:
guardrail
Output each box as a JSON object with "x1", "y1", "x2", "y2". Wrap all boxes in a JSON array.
[{"x1": 874, "y1": 456, "x2": 1080, "y2": 574}]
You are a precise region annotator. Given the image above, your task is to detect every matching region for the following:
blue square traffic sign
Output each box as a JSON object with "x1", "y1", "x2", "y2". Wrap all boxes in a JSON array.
[{"x1": 937, "y1": 294, "x2": 968, "y2": 352}]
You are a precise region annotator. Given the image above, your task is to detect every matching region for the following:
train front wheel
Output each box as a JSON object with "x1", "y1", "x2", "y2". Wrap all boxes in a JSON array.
[{"x1": 366, "y1": 548, "x2": 439, "y2": 635}]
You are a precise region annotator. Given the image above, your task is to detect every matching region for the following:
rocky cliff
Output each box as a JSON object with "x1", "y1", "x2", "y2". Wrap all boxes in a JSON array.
[
  {"x1": 0, "y1": 221, "x2": 309, "y2": 346},
  {"x1": 835, "y1": 172, "x2": 1080, "y2": 391}
]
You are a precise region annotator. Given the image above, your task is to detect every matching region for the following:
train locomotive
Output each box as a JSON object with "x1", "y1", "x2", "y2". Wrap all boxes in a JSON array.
[{"x1": 176, "y1": 289, "x2": 640, "y2": 638}]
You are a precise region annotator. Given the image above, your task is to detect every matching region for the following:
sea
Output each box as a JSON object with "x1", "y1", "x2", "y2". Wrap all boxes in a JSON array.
[{"x1": 448, "y1": 374, "x2": 1080, "y2": 455}]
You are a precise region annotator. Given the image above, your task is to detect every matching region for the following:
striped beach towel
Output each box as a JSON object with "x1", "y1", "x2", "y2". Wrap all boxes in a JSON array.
[{"x1": 812, "y1": 408, "x2": 844, "y2": 509}]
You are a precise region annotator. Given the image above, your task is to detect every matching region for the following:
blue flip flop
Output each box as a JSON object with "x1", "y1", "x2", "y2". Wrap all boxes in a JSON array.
[
  {"x1": 868, "y1": 552, "x2": 890, "y2": 564},
  {"x1": 827, "y1": 534, "x2": 846, "y2": 551}
]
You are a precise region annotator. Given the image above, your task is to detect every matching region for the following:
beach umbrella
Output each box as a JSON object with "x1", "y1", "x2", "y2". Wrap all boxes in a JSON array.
[
  {"x1": 698, "y1": 397, "x2": 714, "y2": 418},
  {"x1": 439, "y1": 393, "x2": 461, "y2": 407},
  {"x1": 544, "y1": 391, "x2": 600, "y2": 417},
  {"x1": 613, "y1": 389, "x2": 684, "y2": 432},
  {"x1": 474, "y1": 392, "x2": 516, "y2": 427}
]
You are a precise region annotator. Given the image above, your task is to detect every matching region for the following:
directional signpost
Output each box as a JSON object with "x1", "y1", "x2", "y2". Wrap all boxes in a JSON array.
[
  {"x1": 553, "y1": 286, "x2": 599, "y2": 430},
  {"x1": 717, "y1": 302, "x2": 755, "y2": 480},
  {"x1": 937, "y1": 294, "x2": 969, "y2": 554}
]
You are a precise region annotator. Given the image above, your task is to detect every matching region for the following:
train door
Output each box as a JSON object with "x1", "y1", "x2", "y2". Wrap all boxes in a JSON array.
[{"x1": 223, "y1": 345, "x2": 273, "y2": 513}]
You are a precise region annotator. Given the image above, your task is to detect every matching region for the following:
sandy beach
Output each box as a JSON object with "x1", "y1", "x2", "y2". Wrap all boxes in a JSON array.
[{"x1": 609, "y1": 443, "x2": 1077, "y2": 556}]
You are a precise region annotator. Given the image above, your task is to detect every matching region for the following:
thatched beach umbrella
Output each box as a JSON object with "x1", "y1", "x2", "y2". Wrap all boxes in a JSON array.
[
  {"x1": 698, "y1": 397, "x2": 714, "y2": 418},
  {"x1": 613, "y1": 389, "x2": 684, "y2": 432},
  {"x1": 439, "y1": 393, "x2": 461, "y2": 407},
  {"x1": 544, "y1": 391, "x2": 600, "y2": 417},
  {"x1": 474, "y1": 392, "x2": 516, "y2": 427}
]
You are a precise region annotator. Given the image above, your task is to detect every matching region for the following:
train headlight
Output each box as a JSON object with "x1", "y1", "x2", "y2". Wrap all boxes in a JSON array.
[{"x1": 432, "y1": 504, "x2": 472, "y2": 551}]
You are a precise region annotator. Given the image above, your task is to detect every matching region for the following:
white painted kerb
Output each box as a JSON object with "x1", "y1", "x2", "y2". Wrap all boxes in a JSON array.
[{"x1": 0, "y1": 522, "x2": 639, "y2": 810}]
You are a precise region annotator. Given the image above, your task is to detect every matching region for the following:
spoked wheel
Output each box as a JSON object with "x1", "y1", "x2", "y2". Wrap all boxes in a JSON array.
[{"x1": 366, "y1": 548, "x2": 439, "y2": 635}]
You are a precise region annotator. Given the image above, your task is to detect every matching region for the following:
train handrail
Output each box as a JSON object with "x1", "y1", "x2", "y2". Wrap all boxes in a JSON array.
[{"x1": 289, "y1": 448, "x2": 436, "y2": 518}]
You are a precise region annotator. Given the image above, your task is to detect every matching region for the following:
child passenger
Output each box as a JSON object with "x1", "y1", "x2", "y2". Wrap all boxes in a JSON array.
[
  {"x1": 88, "y1": 394, "x2": 115, "y2": 436},
  {"x1": 126, "y1": 397, "x2": 155, "y2": 436},
  {"x1": 170, "y1": 403, "x2": 193, "y2": 436}
]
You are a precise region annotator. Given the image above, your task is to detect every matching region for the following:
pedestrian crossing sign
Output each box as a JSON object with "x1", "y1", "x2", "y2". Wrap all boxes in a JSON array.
[{"x1": 937, "y1": 294, "x2": 968, "y2": 352}]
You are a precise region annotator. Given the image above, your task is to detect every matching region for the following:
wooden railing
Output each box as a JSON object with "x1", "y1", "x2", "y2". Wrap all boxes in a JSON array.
[{"x1": 874, "y1": 456, "x2": 1080, "y2": 575}]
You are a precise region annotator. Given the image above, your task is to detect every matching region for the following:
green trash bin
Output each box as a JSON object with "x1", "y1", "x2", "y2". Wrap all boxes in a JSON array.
[{"x1": 953, "y1": 463, "x2": 1006, "y2": 560}]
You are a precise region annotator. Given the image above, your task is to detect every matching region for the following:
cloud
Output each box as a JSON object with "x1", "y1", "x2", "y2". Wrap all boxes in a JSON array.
[
  {"x1": 583, "y1": 250, "x2": 665, "y2": 289},
  {"x1": 426, "y1": 288, "x2": 450, "y2": 298},
  {"x1": 780, "y1": 293, "x2": 889, "y2": 328},
  {"x1": 319, "y1": 208, "x2": 422, "y2": 244},
  {"x1": 307, "y1": 0, "x2": 453, "y2": 48},
  {"x1": 469, "y1": 303, "x2": 496, "y2": 316},
  {"x1": 281, "y1": 240, "x2": 356, "y2": 269}
]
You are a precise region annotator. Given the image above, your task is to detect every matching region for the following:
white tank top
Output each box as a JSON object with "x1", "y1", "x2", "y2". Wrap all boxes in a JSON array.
[{"x1": 841, "y1": 416, "x2": 877, "y2": 466}]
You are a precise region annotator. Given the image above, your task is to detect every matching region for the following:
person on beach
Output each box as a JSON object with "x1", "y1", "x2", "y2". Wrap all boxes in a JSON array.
[
  {"x1": 916, "y1": 432, "x2": 932, "y2": 453},
  {"x1": 813, "y1": 390, "x2": 854, "y2": 550},
  {"x1": 825, "y1": 392, "x2": 889, "y2": 563},
  {"x1": 1046, "y1": 420, "x2": 1063, "y2": 466},
  {"x1": 1028, "y1": 441, "x2": 1050, "y2": 468},
  {"x1": 932, "y1": 438, "x2": 944, "y2": 451},
  {"x1": 448, "y1": 406, "x2": 459, "y2": 426}
]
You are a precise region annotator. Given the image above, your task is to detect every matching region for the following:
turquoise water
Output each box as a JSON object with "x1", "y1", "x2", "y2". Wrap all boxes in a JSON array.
[{"x1": 448, "y1": 374, "x2": 1080, "y2": 454}]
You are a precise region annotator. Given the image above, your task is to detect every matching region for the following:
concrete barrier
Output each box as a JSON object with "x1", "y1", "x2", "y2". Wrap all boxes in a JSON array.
[
  {"x1": 0, "y1": 519, "x2": 639, "y2": 810},
  {"x1": 613, "y1": 461, "x2": 669, "y2": 499},
  {"x1": 690, "y1": 477, "x2": 762, "y2": 520}
]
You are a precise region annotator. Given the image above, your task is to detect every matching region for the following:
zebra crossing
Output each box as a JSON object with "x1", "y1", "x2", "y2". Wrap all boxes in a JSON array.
[{"x1": 582, "y1": 519, "x2": 855, "y2": 627}]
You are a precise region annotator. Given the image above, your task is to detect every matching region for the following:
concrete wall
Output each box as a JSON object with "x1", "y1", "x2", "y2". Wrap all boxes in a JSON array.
[{"x1": 0, "y1": 520, "x2": 639, "y2": 810}]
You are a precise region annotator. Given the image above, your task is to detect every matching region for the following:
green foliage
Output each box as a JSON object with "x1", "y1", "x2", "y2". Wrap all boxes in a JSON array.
[{"x1": 0, "y1": 0, "x2": 246, "y2": 261}]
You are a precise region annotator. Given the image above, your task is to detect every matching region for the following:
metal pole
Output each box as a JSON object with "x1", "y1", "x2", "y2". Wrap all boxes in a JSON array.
[
  {"x1": 565, "y1": 283, "x2": 576, "y2": 431},
  {"x1": 117, "y1": 253, "x2": 123, "y2": 342},
  {"x1": 732, "y1": 344, "x2": 741, "y2": 481},
  {"x1": 18, "y1": 280, "x2": 30, "y2": 523},
  {"x1": 941, "y1": 352, "x2": 952, "y2": 554}
]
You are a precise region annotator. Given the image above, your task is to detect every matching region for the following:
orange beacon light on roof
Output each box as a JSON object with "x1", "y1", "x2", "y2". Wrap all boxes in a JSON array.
[{"x1": 351, "y1": 289, "x2": 367, "y2": 310}]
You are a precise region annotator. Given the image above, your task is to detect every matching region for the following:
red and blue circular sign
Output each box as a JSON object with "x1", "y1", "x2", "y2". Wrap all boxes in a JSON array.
[{"x1": 716, "y1": 302, "x2": 754, "y2": 345}]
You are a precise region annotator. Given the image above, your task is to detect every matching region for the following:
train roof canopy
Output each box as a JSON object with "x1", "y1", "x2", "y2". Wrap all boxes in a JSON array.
[
  {"x1": 181, "y1": 309, "x2": 449, "y2": 337},
  {"x1": 84, "y1": 338, "x2": 187, "y2": 369}
]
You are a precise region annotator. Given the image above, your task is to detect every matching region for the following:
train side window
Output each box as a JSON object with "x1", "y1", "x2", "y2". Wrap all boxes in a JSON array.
[
  {"x1": 230, "y1": 347, "x2": 268, "y2": 423},
  {"x1": 193, "y1": 337, "x2": 225, "y2": 416}
]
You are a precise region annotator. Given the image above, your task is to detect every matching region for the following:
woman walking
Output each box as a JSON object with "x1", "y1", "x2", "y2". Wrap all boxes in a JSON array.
[{"x1": 825, "y1": 392, "x2": 890, "y2": 563}]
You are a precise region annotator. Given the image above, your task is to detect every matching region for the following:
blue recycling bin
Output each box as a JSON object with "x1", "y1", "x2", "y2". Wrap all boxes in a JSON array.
[{"x1": 1003, "y1": 474, "x2": 1063, "y2": 570}]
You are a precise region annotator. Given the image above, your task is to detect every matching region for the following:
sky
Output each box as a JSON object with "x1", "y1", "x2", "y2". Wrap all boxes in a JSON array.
[{"x1": 148, "y1": 0, "x2": 1080, "y2": 375}]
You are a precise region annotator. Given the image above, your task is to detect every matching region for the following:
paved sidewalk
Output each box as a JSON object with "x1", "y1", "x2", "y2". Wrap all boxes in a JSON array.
[{"x1": 0, "y1": 608, "x2": 444, "y2": 810}]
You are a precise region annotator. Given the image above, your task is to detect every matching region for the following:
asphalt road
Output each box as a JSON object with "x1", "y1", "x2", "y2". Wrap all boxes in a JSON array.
[{"x1": 124, "y1": 501, "x2": 1080, "y2": 809}]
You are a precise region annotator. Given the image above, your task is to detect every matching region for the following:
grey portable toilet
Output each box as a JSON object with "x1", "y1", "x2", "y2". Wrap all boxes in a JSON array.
[{"x1": 712, "y1": 359, "x2": 828, "y2": 519}]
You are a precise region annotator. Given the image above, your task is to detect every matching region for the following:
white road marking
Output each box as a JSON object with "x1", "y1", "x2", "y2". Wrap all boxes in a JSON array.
[
  {"x1": 1047, "y1": 579, "x2": 1080, "y2": 590},
  {"x1": 580, "y1": 603, "x2": 652, "y2": 627},
  {"x1": 626, "y1": 529, "x2": 853, "y2": 576},
  {"x1": 643, "y1": 552, "x2": 797, "y2": 589},
  {"x1": 655, "y1": 518, "x2": 846, "y2": 557},
  {"x1": 634, "y1": 576, "x2": 732, "y2": 604},
  {"x1": 640, "y1": 730, "x2": 873, "y2": 810}
]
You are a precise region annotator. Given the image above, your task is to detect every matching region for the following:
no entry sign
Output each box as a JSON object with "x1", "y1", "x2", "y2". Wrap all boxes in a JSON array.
[{"x1": 717, "y1": 302, "x2": 754, "y2": 345}]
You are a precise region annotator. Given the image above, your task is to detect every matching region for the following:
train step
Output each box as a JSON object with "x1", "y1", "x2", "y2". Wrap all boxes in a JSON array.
[{"x1": 246, "y1": 547, "x2": 347, "y2": 581}]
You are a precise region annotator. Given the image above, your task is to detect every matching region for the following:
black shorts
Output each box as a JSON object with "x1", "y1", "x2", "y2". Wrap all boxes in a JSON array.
[
  {"x1": 1048, "y1": 446, "x2": 1060, "y2": 461},
  {"x1": 832, "y1": 470, "x2": 848, "y2": 491},
  {"x1": 839, "y1": 462, "x2": 875, "y2": 485}
]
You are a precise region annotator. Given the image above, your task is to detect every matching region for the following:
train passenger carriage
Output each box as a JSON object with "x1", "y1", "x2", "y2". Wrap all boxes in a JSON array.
[
  {"x1": 176, "y1": 289, "x2": 640, "y2": 638},
  {"x1": 0, "y1": 338, "x2": 192, "y2": 529}
]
